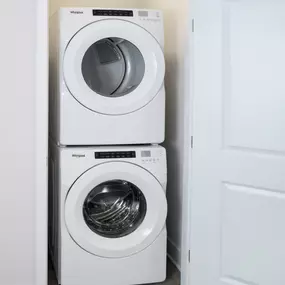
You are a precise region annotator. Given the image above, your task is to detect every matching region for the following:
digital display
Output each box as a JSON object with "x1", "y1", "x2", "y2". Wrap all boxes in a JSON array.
[
  {"x1": 138, "y1": 11, "x2": 148, "y2": 17},
  {"x1": 141, "y1": 151, "x2": 151, "y2": 157},
  {"x1": 93, "y1": 9, "x2": 133, "y2": 17},
  {"x1": 95, "y1": 151, "x2": 136, "y2": 159}
]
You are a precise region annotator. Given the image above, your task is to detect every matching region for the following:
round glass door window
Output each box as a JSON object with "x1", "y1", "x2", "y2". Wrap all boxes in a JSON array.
[
  {"x1": 81, "y1": 37, "x2": 145, "y2": 97},
  {"x1": 83, "y1": 180, "x2": 147, "y2": 238}
]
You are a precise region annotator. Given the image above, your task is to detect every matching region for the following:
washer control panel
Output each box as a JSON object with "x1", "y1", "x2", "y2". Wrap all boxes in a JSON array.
[
  {"x1": 93, "y1": 149, "x2": 164, "y2": 164},
  {"x1": 95, "y1": 151, "x2": 136, "y2": 159},
  {"x1": 140, "y1": 149, "x2": 164, "y2": 164}
]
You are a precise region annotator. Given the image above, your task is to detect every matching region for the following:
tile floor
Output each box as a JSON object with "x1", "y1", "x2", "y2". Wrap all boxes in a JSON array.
[{"x1": 48, "y1": 259, "x2": 180, "y2": 285}]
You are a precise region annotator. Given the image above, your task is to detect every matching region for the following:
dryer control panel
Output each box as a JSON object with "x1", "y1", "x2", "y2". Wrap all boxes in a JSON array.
[{"x1": 93, "y1": 9, "x2": 133, "y2": 17}]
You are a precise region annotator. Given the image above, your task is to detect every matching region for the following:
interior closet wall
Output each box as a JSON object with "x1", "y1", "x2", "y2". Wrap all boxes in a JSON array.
[
  {"x1": 0, "y1": 4, "x2": 35, "y2": 283},
  {"x1": 49, "y1": 0, "x2": 189, "y2": 269},
  {"x1": 0, "y1": 1, "x2": 48, "y2": 285}
]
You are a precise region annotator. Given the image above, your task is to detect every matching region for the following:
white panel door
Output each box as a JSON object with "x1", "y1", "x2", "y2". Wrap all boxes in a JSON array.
[{"x1": 190, "y1": 1, "x2": 285, "y2": 285}]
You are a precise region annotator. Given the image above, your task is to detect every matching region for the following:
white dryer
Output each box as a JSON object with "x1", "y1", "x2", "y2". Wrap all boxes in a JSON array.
[
  {"x1": 49, "y1": 8, "x2": 165, "y2": 146},
  {"x1": 49, "y1": 142, "x2": 167, "y2": 285}
]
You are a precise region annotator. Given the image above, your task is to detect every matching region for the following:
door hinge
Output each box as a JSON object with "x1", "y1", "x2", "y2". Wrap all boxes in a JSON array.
[
  {"x1": 191, "y1": 136, "x2": 194, "y2": 149},
  {"x1": 188, "y1": 250, "x2": 191, "y2": 263},
  {"x1": 192, "y1": 19, "x2": 195, "y2": 32}
]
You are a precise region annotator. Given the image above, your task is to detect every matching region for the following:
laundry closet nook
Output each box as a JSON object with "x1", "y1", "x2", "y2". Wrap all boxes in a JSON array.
[
  {"x1": 48, "y1": 1, "x2": 285, "y2": 285},
  {"x1": 48, "y1": 1, "x2": 189, "y2": 285}
]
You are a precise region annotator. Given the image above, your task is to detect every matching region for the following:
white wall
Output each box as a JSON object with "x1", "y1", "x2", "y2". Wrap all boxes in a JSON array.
[
  {"x1": 49, "y1": 0, "x2": 189, "y2": 269},
  {"x1": 0, "y1": 1, "x2": 48, "y2": 285}
]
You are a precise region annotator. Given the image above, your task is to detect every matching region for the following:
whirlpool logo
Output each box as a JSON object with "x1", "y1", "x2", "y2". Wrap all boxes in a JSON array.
[
  {"x1": 72, "y1": 154, "x2": 86, "y2": 158},
  {"x1": 70, "y1": 10, "x2": 84, "y2": 14}
]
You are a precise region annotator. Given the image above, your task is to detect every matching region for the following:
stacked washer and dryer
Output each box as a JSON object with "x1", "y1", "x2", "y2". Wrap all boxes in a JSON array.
[{"x1": 49, "y1": 8, "x2": 167, "y2": 285}]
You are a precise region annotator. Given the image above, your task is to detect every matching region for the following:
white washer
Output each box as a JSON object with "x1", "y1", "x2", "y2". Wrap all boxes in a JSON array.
[
  {"x1": 49, "y1": 142, "x2": 167, "y2": 285},
  {"x1": 49, "y1": 8, "x2": 165, "y2": 146}
]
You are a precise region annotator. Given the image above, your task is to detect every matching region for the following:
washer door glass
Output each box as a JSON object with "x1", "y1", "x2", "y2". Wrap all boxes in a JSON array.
[
  {"x1": 83, "y1": 180, "x2": 147, "y2": 238},
  {"x1": 82, "y1": 38, "x2": 145, "y2": 97},
  {"x1": 64, "y1": 161, "x2": 167, "y2": 258}
]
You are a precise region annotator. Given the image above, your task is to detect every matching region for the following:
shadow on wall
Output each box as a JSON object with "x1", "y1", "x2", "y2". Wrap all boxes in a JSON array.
[{"x1": 162, "y1": 5, "x2": 189, "y2": 268}]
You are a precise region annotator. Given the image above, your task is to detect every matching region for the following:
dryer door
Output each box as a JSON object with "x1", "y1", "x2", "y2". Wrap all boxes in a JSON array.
[
  {"x1": 65, "y1": 162, "x2": 167, "y2": 258},
  {"x1": 63, "y1": 19, "x2": 165, "y2": 115}
]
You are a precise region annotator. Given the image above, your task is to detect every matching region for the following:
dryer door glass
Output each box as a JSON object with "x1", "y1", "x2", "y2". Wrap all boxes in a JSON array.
[
  {"x1": 83, "y1": 179, "x2": 147, "y2": 238},
  {"x1": 81, "y1": 38, "x2": 145, "y2": 97}
]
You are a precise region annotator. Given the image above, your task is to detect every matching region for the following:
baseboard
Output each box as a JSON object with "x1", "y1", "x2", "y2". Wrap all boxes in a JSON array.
[{"x1": 167, "y1": 238, "x2": 181, "y2": 271}]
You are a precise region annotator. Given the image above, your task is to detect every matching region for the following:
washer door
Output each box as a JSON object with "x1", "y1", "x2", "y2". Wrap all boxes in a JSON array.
[
  {"x1": 63, "y1": 19, "x2": 165, "y2": 115},
  {"x1": 65, "y1": 162, "x2": 167, "y2": 258}
]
